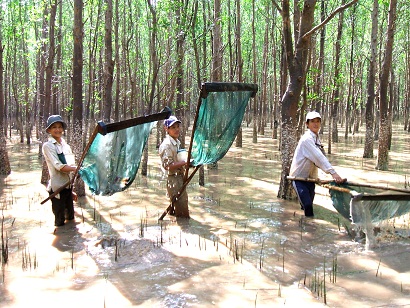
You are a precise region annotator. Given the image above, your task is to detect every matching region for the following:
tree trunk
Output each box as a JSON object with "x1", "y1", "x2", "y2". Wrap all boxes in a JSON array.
[
  {"x1": 345, "y1": 3, "x2": 356, "y2": 139},
  {"x1": 41, "y1": 2, "x2": 57, "y2": 185},
  {"x1": 235, "y1": 0, "x2": 244, "y2": 147},
  {"x1": 113, "y1": 0, "x2": 120, "y2": 123},
  {"x1": 278, "y1": 0, "x2": 317, "y2": 199},
  {"x1": 103, "y1": 0, "x2": 114, "y2": 123},
  {"x1": 72, "y1": 0, "x2": 85, "y2": 197},
  {"x1": 206, "y1": 0, "x2": 222, "y2": 173},
  {"x1": 330, "y1": 0, "x2": 345, "y2": 145},
  {"x1": 251, "y1": 0, "x2": 257, "y2": 143},
  {"x1": 376, "y1": 0, "x2": 397, "y2": 170},
  {"x1": 142, "y1": 0, "x2": 159, "y2": 177},
  {"x1": 21, "y1": 15, "x2": 31, "y2": 145},
  {"x1": 211, "y1": 0, "x2": 222, "y2": 81},
  {"x1": 0, "y1": 43, "x2": 11, "y2": 175},
  {"x1": 277, "y1": 0, "x2": 358, "y2": 199}
]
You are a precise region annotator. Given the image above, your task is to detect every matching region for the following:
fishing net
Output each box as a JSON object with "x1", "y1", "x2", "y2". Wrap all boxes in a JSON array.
[
  {"x1": 329, "y1": 183, "x2": 410, "y2": 225},
  {"x1": 79, "y1": 121, "x2": 156, "y2": 195},
  {"x1": 190, "y1": 83, "x2": 257, "y2": 166}
]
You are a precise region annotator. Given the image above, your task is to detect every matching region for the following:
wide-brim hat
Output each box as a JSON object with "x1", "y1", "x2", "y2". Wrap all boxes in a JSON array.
[
  {"x1": 305, "y1": 111, "x2": 321, "y2": 122},
  {"x1": 164, "y1": 116, "x2": 181, "y2": 128},
  {"x1": 46, "y1": 115, "x2": 67, "y2": 130}
]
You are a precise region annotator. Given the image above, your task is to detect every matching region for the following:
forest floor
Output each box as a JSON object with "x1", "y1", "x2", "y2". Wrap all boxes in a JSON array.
[{"x1": 1, "y1": 123, "x2": 410, "y2": 307}]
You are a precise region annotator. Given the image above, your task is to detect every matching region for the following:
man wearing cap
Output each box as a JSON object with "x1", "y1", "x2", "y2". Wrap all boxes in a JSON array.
[
  {"x1": 158, "y1": 116, "x2": 190, "y2": 218},
  {"x1": 42, "y1": 115, "x2": 78, "y2": 227},
  {"x1": 290, "y1": 111, "x2": 345, "y2": 217}
]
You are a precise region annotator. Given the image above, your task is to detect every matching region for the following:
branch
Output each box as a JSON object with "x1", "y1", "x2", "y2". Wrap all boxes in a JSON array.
[
  {"x1": 302, "y1": 0, "x2": 358, "y2": 39},
  {"x1": 271, "y1": 0, "x2": 282, "y2": 14}
]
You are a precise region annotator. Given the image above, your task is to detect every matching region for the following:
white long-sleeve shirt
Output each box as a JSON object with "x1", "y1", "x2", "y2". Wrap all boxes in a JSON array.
[{"x1": 289, "y1": 129, "x2": 336, "y2": 179}]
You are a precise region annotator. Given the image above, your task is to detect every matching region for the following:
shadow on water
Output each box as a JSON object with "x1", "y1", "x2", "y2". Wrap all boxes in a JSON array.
[{"x1": 1, "y1": 124, "x2": 410, "y2": 307}]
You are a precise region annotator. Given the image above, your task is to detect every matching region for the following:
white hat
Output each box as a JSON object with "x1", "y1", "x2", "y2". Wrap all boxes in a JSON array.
[
  {"x1": 305, "y1": 111, "x2": 321, "y2": 122},
  {"x1": 164, "y1": 116, "x2": 181, "y2": 128}
]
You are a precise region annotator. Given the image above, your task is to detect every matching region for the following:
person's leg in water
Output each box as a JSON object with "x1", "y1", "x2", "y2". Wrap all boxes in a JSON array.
[
  {"x1": 167, "y1": 174, "x2": 189, "y2": 218},
  {"x1": 293, "y1": 181, "x2": 315, "y2": 217}
]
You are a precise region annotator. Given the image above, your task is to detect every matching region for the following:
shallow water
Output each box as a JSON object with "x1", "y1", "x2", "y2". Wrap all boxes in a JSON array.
[{"x1": 1, "y1": 125, "x2": 410, "y2": 307}]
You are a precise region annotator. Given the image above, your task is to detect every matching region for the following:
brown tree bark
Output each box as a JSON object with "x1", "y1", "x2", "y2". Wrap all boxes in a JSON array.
[
  {"x1": 211, "y1": 0, "x2": 222, "y2": 81},
  {"x1": 251, "y1": 0, "x2": 258, "y2": 144},
  {"x1": 205, "y1": 0, "x2": 223, "y2": 174},
  {"x1": 113, "y1": 0, "x2": 120, "y2": 123},
  {"x1": 142, "y1": 0, "x2": 159, "y2": 177},
  {"x1": 363, "y1": 0, "x2": 379, "y2": 158},
  {"x1": 277, "y1": 0, "x2": 358, "y2": 199},
  {"x1": 330, "y1": 0, "x2": 345, "y2": 146},
  {"x1": 41, "y1": 2, "x2": 57, "y2": 185},
  {"x1": 72, "y1": 0, "x2": 85, "y2": 196},
  {"x1": 0, "y1": 42, "x2": 11, "y2": 175},
  {"x1": 344, "y1": 3, "x2": 356, "y2": 139},
  {"x1": 103, "y1": 0, "x2": 114, "y2": 123},
  {"x1": 235, "y1": 0, "x2": 244, "y2": 147},
  {"x1": 376, "y1": 0, "x2": 397, "y2": 170}
]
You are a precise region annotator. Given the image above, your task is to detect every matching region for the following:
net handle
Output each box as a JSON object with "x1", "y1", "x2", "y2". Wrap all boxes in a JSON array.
[
  {"x1": 183, "y1": 88, "x2": 204, "y2": 183},
  {"x1": 287, "y1": 176, "x2": 410, "y2": 194}
]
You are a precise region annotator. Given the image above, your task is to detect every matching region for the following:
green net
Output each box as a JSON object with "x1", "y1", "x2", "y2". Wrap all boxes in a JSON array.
[
  {"x1": 329, "y1": 183, "x2": 410, "y2": 224},
  {"x1": 190, "y1": 90, "x2": 253, "y2": 166},
  {"x1": 79, "y1": 121, "x2": 155, "y2": 195}
]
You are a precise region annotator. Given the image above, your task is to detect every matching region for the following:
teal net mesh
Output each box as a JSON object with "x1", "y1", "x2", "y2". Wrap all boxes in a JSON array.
[
  {"x1": 79, "y1": 121, "x2": 155, "y2": 195},
  {"x1": 190, "y1": 90, "x2": 253, "y2": 166},
  {"x1": 329, "y1": 183, "x2": 410, "y2": 224}
]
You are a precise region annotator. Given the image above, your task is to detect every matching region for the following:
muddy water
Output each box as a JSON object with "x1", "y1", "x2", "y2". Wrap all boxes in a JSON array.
[{"x1": 1, "y1": 125, "x2": 410, "y2": 307}]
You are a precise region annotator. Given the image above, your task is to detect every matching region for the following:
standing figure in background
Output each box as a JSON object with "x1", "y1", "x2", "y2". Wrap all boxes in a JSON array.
[
  {"x1": 290, "y1": 111, "x2": 345, "y2": 217},
  {"x1": 159, "y1": 116, "x2": 190, "y2": 218},
  {"x1": 42, "y1": 115, "x2": 78, "y2": 227}
]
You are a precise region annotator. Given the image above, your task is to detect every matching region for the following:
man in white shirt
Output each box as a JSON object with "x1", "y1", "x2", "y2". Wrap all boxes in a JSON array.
[{"x1": 289, "y1": 111, "x2": 345, "y2": 217}]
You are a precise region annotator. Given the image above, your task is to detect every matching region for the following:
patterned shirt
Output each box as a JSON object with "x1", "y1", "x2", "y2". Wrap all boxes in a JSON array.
[{"x1": 289, "y1": 129, "x2": 336, "y2": 179}]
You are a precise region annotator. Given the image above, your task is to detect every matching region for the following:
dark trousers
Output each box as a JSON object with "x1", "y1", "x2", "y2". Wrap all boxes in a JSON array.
[
  {"x1": 50, "y1": 188, "x2": 74, "y2": 226},
  {"x1": 292, "y1": 180, "x2": 315, "y2": 217}
]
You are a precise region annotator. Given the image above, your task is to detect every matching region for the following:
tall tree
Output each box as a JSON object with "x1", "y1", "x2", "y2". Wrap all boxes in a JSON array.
[
  {"x1": 251, "y1": 0, "x2": 258, "y2": 143},
  {"x1": 0, "y1": 41, "x2": 11, "y2": 175},
  {"x1": 377, "y1": 0, "x2": 398, "y2": 170},
  {"x1": 211, "y1": 0, "x2": 222, "y2": 81},
  {"x1": 363, "y1": 0, "x2": 379, "y2": 159},
  {"x1": 276, "y1": 0, "x2": 358, "y2": 199},
  {"x1": 234, "y1": 0, "x2": 244, "y2": 147},
  {"x1": 103, "y1": 0, "x2": 114, "y2": 123},
  {"x1": 329, "y1": 0, "x2": 345, "y2": 147},
  {"x1": 41, "y1": 2, "x2": 58, "y2": 185},
  {"x1": 72, "y1": 0, "x2": 85, "y2": 196}
]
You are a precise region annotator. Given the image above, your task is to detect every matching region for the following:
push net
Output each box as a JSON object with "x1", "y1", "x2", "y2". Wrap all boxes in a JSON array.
[
  {"x1": 189, "y1": 82, "x2": 258, "y2": 166},
  {"x1": 78, "y1": 109, "x2": 170, "y2": 196},
  {"x1": 329, "y1": 183, "x2": 410, "y2": 225}
]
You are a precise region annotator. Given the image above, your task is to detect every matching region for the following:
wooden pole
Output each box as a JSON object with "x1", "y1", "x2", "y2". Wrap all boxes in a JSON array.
[{"x1": 286, "y1": 176, "x2": 410, "y2": 194}]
